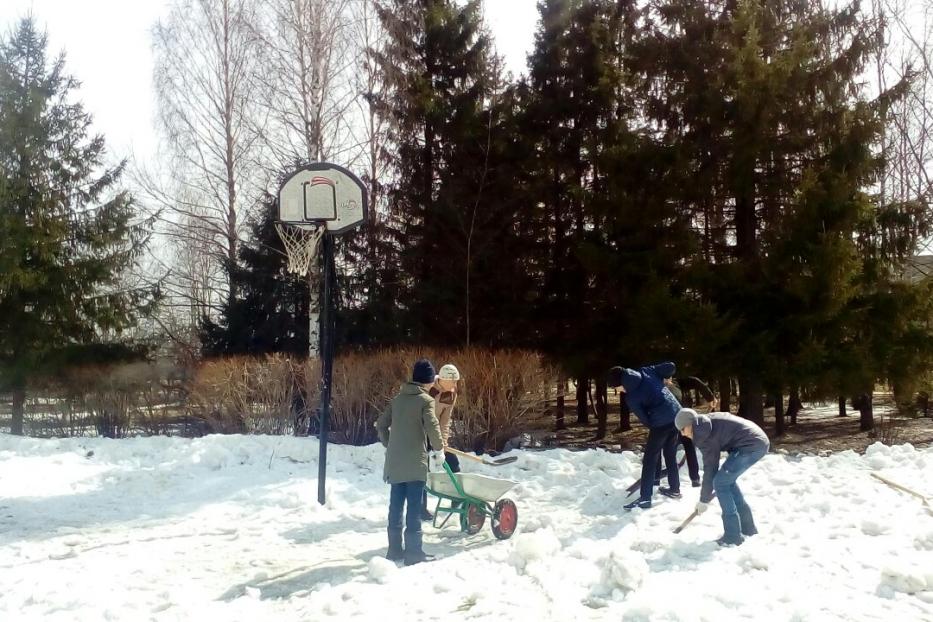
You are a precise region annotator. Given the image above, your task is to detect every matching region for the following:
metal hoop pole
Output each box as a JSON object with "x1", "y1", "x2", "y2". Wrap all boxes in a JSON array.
[{"x1": 317, "y1": 233, "x2": 336, "y2": 505}]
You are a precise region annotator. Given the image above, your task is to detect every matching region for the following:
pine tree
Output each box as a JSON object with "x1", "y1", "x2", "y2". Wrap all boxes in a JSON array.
[
  {"x1": 628, "y1": 0, "x2": 919, "y2": 424},
  {"x1": 371, "y1": 0, "x2": 523, "y2": 346},
  {"x1": 0, "y1": 18, "x2": 156, "y2": 435},
  {"x1": 518, "y1": 0, "x2": 695, "y2": 389}
]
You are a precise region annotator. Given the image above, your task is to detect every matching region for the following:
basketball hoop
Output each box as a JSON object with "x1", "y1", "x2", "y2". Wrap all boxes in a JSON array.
[
  {"x1": 275, "y1": 222, "x2": 325, "y2": 276},
  {"x1": 275, "y1": 162, "x2": 368, "y2": 506}
]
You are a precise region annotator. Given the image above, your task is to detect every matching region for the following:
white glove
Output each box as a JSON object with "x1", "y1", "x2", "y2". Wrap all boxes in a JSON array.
[
  {"x1": 695, "y1": 502, "x2": 709, "y2": 515},
  {"x1": 429, "y1": 450, "x2": 445, "y2": 472}
]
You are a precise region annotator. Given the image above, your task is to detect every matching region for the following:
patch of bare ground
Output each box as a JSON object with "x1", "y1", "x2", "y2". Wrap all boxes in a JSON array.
[{"x1": 517, "y1": 394, "x2": 933, "y2": 455}]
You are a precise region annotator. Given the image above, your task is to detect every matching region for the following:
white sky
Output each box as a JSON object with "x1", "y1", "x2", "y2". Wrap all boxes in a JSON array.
[{"x1": 0, "y1": 0, "x2": 539, "y2": 167}]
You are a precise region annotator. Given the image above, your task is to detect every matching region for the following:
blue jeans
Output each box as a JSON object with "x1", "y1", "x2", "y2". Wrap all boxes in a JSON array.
[
  {"x1": 388, "y1": 481, "x2": 424, "y2": 556},
  {"x1": 713, "y1": 447, "x2": 767, "y2": 540}
]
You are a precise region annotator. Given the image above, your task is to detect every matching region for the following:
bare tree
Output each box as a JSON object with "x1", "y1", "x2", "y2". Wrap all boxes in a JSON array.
[
  {"x1": 240, "y1": 0, "x2": 360, "y2": 356},
  {"x1": 341, "y1": 0, "x2": 391, "y2": 316},
  {"x1": 351, "y1": 0, "x2": 389, "y2": 212},
  {"x1": 251, "y1": 0, "x2": 357, "y2": 167},
  {"x1": 152, "y1": 0, "x2": 266, "y2": 313},
  {"x1": 875, "y1": 0, "x2": 933, "y2": 247}
]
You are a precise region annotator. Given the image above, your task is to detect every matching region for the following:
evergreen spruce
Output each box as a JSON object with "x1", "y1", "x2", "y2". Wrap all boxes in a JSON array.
[
  {"x1": 0, "y1": 18, "x2": 157, "y2": 434},
  {"x1": 201, "y1": 199, "x2": 310, "y2": 356}
]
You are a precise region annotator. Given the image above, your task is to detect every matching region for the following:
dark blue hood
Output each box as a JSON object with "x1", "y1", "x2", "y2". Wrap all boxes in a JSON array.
[{"x1": 620, "y1": 368, "x2": 643, "y2": 392}]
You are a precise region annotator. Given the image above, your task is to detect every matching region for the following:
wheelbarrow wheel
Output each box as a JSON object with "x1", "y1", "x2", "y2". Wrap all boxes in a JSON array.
[
  {"x1": 491, "y1": 498, "x2": 518, "y2": 540},
  {"x1": 460, "y1": 503, "x2": 485, "y2": 535}
]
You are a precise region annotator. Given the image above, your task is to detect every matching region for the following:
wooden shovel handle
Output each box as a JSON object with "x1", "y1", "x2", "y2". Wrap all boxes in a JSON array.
[
  {"x1": 872, "y1": 473, "x2": 931, "y2": 505},
  {"x1": 673, "y1": 510, "x2": 699, "y2": 534},
  {"x1": 445, "y1": 447, "x2": 485, "y2": 463}
]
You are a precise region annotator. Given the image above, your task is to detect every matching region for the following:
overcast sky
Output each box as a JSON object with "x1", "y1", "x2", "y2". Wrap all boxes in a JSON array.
[{"x1": 0, "y1": 0, "x2": 539, "y2": 167}]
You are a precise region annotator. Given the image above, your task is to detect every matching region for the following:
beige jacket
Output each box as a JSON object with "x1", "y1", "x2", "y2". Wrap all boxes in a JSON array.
[
  {"x1": 376, "y1": 383, "x2": 443, "y2": 484},
  {"x1": 429, "y1": 384, "x2": 457, "y2": 446}
]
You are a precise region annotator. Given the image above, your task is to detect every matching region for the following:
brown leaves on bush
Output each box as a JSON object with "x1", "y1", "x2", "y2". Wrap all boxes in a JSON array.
[
  {"x1": 19, "y1": 349, "x2": 554, "y2": 444},
  {"x1": 188, "y1": 348, "x2": 553, "y2": 448},
  {"x1": 187, "y1": 355, "x2": 304, "y2": 435}
]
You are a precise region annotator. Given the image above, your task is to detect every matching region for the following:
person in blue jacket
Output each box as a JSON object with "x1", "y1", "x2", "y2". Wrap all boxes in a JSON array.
[{"x1": 608, "y1": 362, "x2": 683, "y2": 509}]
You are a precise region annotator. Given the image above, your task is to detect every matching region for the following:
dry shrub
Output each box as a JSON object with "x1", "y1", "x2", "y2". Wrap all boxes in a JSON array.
[
  {"x1": 187, "y1": 355, "x2": 304, "y2": 435},
  {"x1": 436, "y1": 349, "x2": 552, "y2": 451},
  {"x1": 325, "y1": 350, "x2": 407, "y2": 444},
  {"x1": 311, "y1": 348, "x2": 553, "y2": 450},
  {"x1": 878, "y1": 411, "x2": 904, "y2": 446},
  {"x1": 182, "y1": 348, "x2": 554, "y2": 447},
  {"x1": 58, "y1": 363, "x2": 162, "y2": 438},
  {"x1": 23, "y1": 390, "x2": 93, "y2": 438}
]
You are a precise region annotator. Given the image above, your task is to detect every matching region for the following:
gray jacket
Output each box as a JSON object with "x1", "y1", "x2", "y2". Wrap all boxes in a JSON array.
[{"x1": 690, "y1": 412, "x2": 770, "y2": 503}]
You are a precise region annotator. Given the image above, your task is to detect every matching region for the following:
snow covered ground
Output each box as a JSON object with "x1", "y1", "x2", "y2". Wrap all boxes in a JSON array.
[{"x1": 1, "y1": 434, "x2": 931, "y2": 621}]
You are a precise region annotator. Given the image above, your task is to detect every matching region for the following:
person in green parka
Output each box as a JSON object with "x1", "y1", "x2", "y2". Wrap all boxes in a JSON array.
[{"x1": 376, "y1": 359, "x2": 444, "y2": 565}]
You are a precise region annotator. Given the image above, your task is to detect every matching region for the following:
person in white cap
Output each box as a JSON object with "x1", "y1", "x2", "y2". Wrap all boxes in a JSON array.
[
  {"x1": 674, "y1": 407, "x2": 769, "y2": 546},
  {"x1": 421, "y1": 363, "x2": 463, "y2": 520}
]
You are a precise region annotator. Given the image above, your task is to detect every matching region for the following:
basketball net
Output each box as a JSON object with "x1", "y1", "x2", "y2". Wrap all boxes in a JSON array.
[{"x1": 275, "y1": 222, "x2": 325, "y2": 276}]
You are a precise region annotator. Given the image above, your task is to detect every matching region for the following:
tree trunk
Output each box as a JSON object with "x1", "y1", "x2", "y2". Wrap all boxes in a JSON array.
[
  {"x1": 619, "y1": 393, "x2": 632, "y2": 432},
  {"x1": 11, "y1": 384, "x2": 25, "y2": 436},
  {"x1": 837, "y1": 395, "x2": 847, "y2": 417},
  {"x1": 576, "y1": 378, "x2": 589, "y2": 425},
  {"x1": 595, "y1": 377, "x2": 608, "y2": 439},
  {"x1": 858, "y1": 392, "x2": 874, "y2": 432},
  {"x1": 555, "y1": 374, "x2": 566, "y2": 431},
  {"x1": 788, "y1": 387, "x2": 802, "y2": 426},
  {"x1": 773, "y1": 391, "x2": 785, "y2": 437},
  {"x1": 719, "y1": 375, "x2": 732, "y2": 413},
  {"x1": 738, "y1": 375, "x2": 764, "y2": 424}
]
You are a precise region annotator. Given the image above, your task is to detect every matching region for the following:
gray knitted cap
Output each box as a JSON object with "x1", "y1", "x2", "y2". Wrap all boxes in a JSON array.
[{"x1": 675, "y1": 408, "x2": 698, "y2": 431}]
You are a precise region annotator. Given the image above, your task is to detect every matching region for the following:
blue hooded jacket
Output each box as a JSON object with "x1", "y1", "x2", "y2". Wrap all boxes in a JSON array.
[{"x1": 616, "y1": 362, "x2": 681, "y2": 429}]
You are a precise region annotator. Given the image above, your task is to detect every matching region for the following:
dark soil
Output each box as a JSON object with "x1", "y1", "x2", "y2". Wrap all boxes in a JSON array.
[{"x1": 518, "y1": 395, "x2": 933, "y2": 455}]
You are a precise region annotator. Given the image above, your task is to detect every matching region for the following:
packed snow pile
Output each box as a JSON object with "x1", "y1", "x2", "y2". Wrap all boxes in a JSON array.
[{"x1": 1, "y1": 434, "x2": 932, "y2": 621}]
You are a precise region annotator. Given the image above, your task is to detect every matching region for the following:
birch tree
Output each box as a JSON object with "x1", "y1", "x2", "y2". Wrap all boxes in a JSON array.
[{"x1": 151, "y1": 0, "x2": 265, "y2": 313}]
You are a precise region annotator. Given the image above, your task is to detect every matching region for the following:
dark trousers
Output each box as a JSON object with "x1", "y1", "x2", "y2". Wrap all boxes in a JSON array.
[
  {"x1": 388, "y1": 481, "x2": 424, "y2": 556},
  {"x1": 423, "y1": 451, "x2": 460, "y2": 512},
  {"x1": 656, "y1": 435, "x2": 700, "y2": 483},
  {"x1": 641, "y1": 424, "x2": 680, "y2": 500}
]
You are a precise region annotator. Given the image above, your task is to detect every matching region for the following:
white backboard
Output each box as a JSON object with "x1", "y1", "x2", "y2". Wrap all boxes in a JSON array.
[{"x1": 277, "y1": 163, "x2": 367, "y2": 234}]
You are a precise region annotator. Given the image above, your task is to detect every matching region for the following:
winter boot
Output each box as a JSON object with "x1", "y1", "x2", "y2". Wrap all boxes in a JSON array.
[
  {"x1": 403, "y1": 530, "x2": 434, "y2": 566},
  {"x1": 658, "y1": 487, "x2": 682, "y2": 499},
  {"x1": 691, "y1": 479, "x2": 701, "y2": 488},
  {"x1": 738, "y1": 506, "x2": 758, "y2": 536},
  {"x1": 719, "y1": 513, "x2": 743, "y2": 546},
  {"x1": 420, "y1": 508, "x2": 434, "y2": 522},
  {"x1": 716, "y1": 534, "x2": 745, "y2": 547},
  {"x1": 624, "y1": 498, "x2": 651, "y2": 510},
  {"x1": 386, "y1": 528, "x2": 404, "y2": 562}
]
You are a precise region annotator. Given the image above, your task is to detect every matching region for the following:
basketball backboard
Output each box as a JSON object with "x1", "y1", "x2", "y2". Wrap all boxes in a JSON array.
[{"x1": 277, "y1": 163, "x2": 368, "y2": 234}]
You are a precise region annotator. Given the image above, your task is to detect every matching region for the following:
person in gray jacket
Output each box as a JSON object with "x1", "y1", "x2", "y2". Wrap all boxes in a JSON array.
[
  {"x1": 674, "y1": 408, "x2": 770, "y2": 546},
  {"x1": 376, "y1": 359, "x2": 444, "y2": 565}
]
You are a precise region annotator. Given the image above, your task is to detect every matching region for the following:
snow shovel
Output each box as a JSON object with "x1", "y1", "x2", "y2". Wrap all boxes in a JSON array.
[
  {"x1": 672, "y1": 492, "x2": 716, "y2": 534},
  {"x1": 446, "y1": 447, "x2": 517, "y2": 467},
  {"x1": 673, "y1": 509, "x2": 699, "y2": 534},
  {"x1": 626, "y1": 455, "x2": 687, "y2": 496},
  {"x1": 871, "y1": 473, "x2": 933, "y2": 515}
]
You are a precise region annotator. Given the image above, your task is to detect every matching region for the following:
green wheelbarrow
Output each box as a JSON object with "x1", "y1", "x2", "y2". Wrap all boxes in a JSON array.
[{"x1": 425, "y1": 461, "x2": 519, "y2": 540}]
